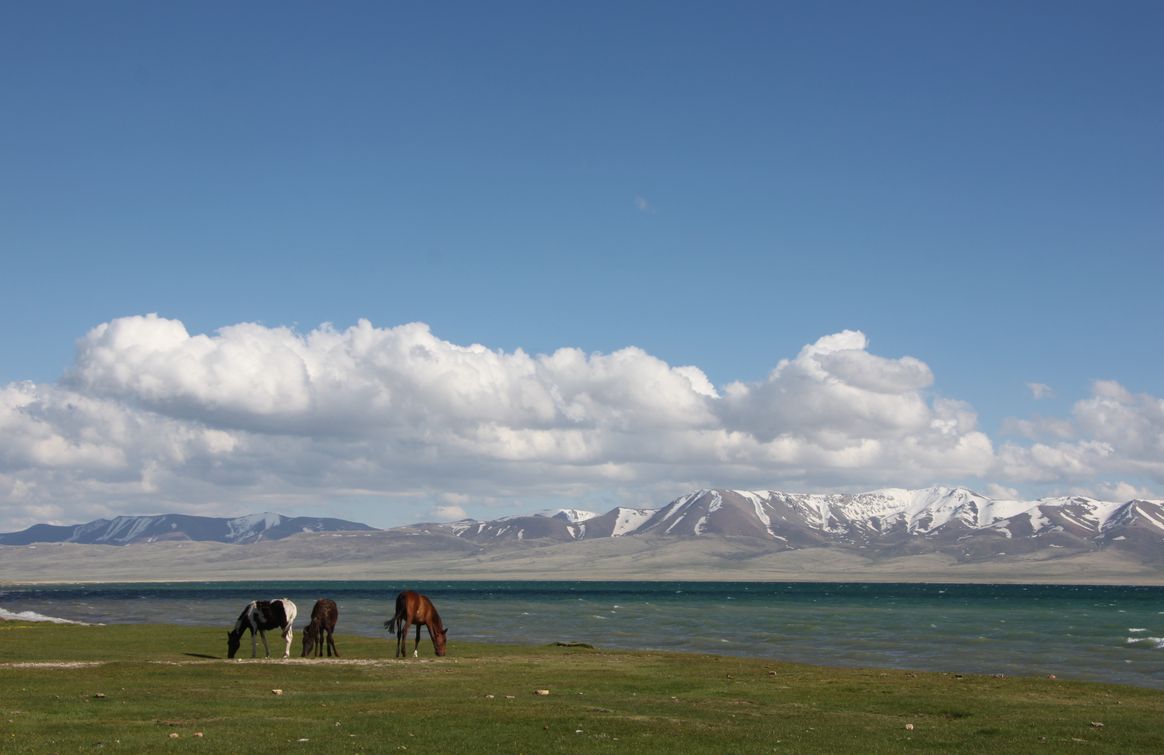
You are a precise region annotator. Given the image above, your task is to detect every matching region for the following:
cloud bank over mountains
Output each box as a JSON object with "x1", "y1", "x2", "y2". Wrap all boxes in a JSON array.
[{"x1": 0, "y1": 315, "x2": 1160, "y2": 529}]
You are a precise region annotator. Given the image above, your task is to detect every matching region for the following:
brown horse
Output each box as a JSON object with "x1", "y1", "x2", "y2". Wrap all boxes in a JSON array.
[
  {"x1": 301, "y1": 598, "x2": 340, "y2": 658},
  {"x1": 383, "y1": 590, "x2": 447, "y2": 657}
]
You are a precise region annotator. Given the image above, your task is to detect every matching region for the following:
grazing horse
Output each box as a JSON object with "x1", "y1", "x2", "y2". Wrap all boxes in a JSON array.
[
  {"x1": 301, "y1": 598, "x2": 340, "y2": 658},
  {"x1": 227, "y1": 598, "x2": 297, "y2": 659},
  {"x1": 383, "y1": 591, "x2": 447, "y2": 657}
]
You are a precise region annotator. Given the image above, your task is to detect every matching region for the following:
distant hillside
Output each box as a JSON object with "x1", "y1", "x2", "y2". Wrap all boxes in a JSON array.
[{"x1": 0, "y1": 512, "x2": 375, "y2": 546}]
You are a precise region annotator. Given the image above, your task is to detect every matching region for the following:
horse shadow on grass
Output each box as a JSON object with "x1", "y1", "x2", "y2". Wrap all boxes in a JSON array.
[{"x1": 183, "y1": 653, "x2": 219, "y2": 659}]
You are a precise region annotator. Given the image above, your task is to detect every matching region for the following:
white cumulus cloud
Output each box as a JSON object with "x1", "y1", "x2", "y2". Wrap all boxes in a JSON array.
[
  {"x1": 0, "y1": 316, "x2": 1160, "y2": 530},
  {"x1": 430, "y1": 504, "x2": 469, "y2": 521},
  {"x1": 997, "y1": 380, "x2": 1164, "y2": 487}
]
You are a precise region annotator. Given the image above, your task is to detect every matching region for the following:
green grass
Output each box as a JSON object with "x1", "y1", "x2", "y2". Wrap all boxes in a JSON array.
[{"x1": 1, "y1": 621, "x2": 1162, "y2": 753}]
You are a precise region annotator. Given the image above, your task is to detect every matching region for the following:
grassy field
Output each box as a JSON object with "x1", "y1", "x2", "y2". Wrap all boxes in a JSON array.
[{"x1": 1, "y1": 621, "x2": 1162, "y2": 753}]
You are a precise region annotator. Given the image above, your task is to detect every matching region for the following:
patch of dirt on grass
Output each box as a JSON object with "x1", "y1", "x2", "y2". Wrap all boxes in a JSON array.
[
  {"x1": 2, "y1": 658, "x2": 444, "y2": 670},
  {"x1": 0, "y1": 661, "x2": 106, "y2": 669}
]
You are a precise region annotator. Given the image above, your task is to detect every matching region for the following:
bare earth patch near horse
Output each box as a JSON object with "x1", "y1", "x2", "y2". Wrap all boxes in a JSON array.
[{"x1": 1, "y1": 622, "x2": 1162, "y2": 753}]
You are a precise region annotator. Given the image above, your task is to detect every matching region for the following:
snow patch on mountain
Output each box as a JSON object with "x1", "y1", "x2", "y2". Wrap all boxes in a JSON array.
[
  {"x1": 734, "y1": 490, "x2": 779, "y2": 538},
  {"x1": 1139, "y1": 506, "x2": 1164, "y2": 530},
  {"x1": 228, "y1": 513, "x2": 285, "y2": 540},
  {"x1": 547, "y1": 508, "x2": 598, "y2": 523},
  {"x1": 611, "y1": 508, "x2": 655, "y2": 537},
  {"x1": 692, "y1": 491, "x2": 724, "y2": 535}
]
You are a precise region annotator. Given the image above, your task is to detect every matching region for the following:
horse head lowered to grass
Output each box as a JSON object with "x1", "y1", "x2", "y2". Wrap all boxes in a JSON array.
[
  {"x1": 227, "y1": 598, "x2": 297, "y2": 659},
  {"x1": 384, "y1": 591, "x2": 447, "y2": 657},
  {"x1": 301, "y1": 598, "x2": 340, "y2": 658}
]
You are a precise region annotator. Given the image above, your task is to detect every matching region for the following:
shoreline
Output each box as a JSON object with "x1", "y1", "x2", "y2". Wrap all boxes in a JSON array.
[
  {"x1": 5, "y1": 580, "x2": 1163, "y2": 693},
  {"x1": 2, "y1": 577, "x2": 1164, "y2": 588},
  {"x1": 3, "y1": 614, "x2": 1163, "y2": 694},
  {"x1": 2, "y1": 535, "x2": 1161, "y2": 586}
]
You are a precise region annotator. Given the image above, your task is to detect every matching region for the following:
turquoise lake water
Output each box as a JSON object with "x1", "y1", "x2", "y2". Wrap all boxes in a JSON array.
[{"x1": 2, "y1": 581, "x2": 1162, "y2": 689}]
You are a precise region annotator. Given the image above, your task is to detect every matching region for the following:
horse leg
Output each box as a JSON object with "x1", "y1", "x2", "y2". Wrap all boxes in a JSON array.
[
  {"x1": 327, "y1": 628, "x2": 339, "y2": 657},
  {"x1": 413, "y1": 623, "x2": 421, "y2": 658},
  {"x1": 255, "y1": 628, "x2": 267, "y2": 658},
  {"x1": 282, "y1": 625, "x2": 293, "y2": 659},
  {"x1": 394, "y1": 613, "x2": 407, "y2": 658}
]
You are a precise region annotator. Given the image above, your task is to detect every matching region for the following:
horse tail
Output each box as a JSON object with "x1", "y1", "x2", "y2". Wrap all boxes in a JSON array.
[{"x1": 383, "y1": 617, "x2": 397, "y2": 633}]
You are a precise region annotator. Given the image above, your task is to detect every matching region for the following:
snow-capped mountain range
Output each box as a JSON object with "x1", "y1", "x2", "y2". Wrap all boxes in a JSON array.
[
  {"x1": 2, "y1": 487, "x2": 1161, "y2": 563},
  {"x1": 0, "y1": 512, "x2": 374, "y2": 546},
  {"x1": 435, "y1": 487, "x2": 1164, "y2": 562}
]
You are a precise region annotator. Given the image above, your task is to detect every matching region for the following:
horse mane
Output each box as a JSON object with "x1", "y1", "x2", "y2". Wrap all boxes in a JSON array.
[
  {"x1": 229, "y1": 602, "x2": 255, "y2": 637},
  {"x1": 426, "y1": 600, "x2": 444, "y2": 631}
]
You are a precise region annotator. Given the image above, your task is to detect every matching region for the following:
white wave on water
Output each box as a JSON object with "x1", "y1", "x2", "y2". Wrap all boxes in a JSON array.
[
  {"x1": 0, "y1": 607, "x2": 90, "y2": 625},
  {"x1": 1125, "y1": 636, "x2": 1164, "y2": 649}
]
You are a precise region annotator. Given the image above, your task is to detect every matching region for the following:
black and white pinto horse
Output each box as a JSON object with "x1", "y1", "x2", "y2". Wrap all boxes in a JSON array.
[{"x1": 227, "y1": 598, "x2": 298, "y2": 659}]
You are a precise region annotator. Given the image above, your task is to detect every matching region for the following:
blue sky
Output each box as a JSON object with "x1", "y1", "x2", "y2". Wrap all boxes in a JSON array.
[{"x1": 1, "y1": 2, "x2": 1161, "y2": 529}]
